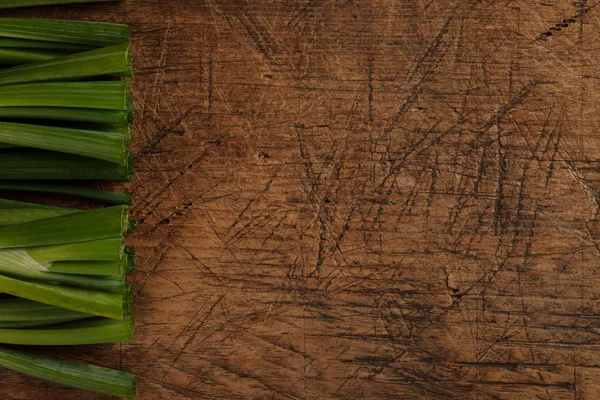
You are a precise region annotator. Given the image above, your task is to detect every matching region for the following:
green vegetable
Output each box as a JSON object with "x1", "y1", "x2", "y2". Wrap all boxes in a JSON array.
[
  {"x1": 0, "y1": 298, "x2": 91, "y2": 327},
  {"x1": 0, "y1": 43, "x2": 132, "y2": 86},
  {"x1": 0, "y1": 37, "x2": 92, "y2": 50},
  {"x1": 0, "y1": 150, "x2": 133, "y2": 181},
  {"x1": 0, "y1": 18, "x2": 129, "y2": 47},
  {"x1": 27, "y1": 238, "x2": 124, "y2": 263},
  {"x1": 0, "y1": 107, "x2": 130, "y2": 125},
  {"x1": 0, "y1": 206, "x2": 131, "y2": 249},
  {"x1": 0, "y1": 10, "x2": 137, "y2": 399},
  {"x1": 0, "y1": 209, "x2": 76, "y2": 226},
  {"x1": 0, "y1": 316, "x2": 134, "y2": 345},
  {"x1": 0, "y1": 197, "x2": 69, "y2": 210},
  {"x1": 0, "y1": 144, "x2": 21, "y2": 149},
  {"x1": 27, "y1": 238, "x2": 130, "y2": 276},
  {"x1": 0, "y1": 181, "x2": 131, "y2": 205},
  {"x1": 0, "y1": 250, "x2": 125, "y2": 291},
  {"x1": 0, "y1": 48, "x2": 70, "y2": 65},
  {"x1": 0, "y1": 318, "x2": 86, "y2": 328},
  {"x1": 0, "y1": 345, "x2": 135, "y2": 398},
  {"x1": 0, "y1": 81, "x2": 129, "y2": 109},
  {"x1": 0, "y1": 122, "x2": 127, "y2": 164},
  {"x1": 48, "y1": 260, "x2": 127, "y2": 276},
  {"x1": 0, "y1": 274, "x2": 131, "y2": 319}
]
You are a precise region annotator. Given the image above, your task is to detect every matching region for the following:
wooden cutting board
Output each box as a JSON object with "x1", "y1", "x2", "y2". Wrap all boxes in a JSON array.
[{"x1": 3, "y1": 1, "x2": 600, "y2": 399}]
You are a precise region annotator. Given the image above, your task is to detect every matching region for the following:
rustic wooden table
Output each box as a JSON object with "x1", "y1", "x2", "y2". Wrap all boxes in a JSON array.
[{"x1": 3, "y1": 0, "x2": 600, "y2": 399}]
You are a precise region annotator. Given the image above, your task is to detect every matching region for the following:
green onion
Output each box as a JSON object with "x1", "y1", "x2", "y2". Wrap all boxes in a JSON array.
[
  {"x1": 0, "y1": 209, "x2": 76, "y2": 226},
  {"x1": 0, "y1": 48, "x2": 70, "y2": 65},
  {"x1": 48, "y1": 260, "x2": 126, "y2": 276},
  {"x1": 125, "y1": 246, "x2": 136, "y2": 272},
  {"x1": 0, "y1": 37, "x2": 92, "y2": 50},
  {"x1": 0, "y1": 298, "x2": 91, "y2": 327},
  {"x1": 27, "y1": 238, "x2": 124, "y2": 263},
  {"x1": 0, "y1": 345, "x2": 136, "y2": 398},
  {"x1": 0, "y1": 43, "x2": 132, "y2": 86},
  {"x1": 0, "y1": 316, "x2": 134, "y2": 345},
  {"x1": 0, "y1": 182, "x2": 132, "y2": 205},
  {"x1": 0, "y1": 18, "x2": 129, "y2": 47},
  {"x1": 0, "y1": 107, "x2": 130, "y2": 125},
  {"x1": 0, "y1": 122, "x2": 127, "y2": 164},
  {"x1": 0, "y1": 206, "x2": 131, "y2": 249},
  {"x1": 0, "y1": 274, "x2": 130, "y2": 319},
  {"x1": 0, "y1": 144, "x2": 20, "y2": 149},
  {"x1": 0, "y1": 150, "x2": 133, "y2": 181},
  {"x1": 0, "y1": 197, "x2": 69, "y2": 210},
  {"x1": 0, "y1": 82, "x2": 129, "y2": 110},
  {"x1": 0, "y1": 319, "x2": 86, "y2": 328},
  {"x1": 27, "y1": 238, "x2": 130, "y2": 276},
  {"x1": 0, "y1": 250, "x2": 125, "y2": 291},
  {"x1": 127, "y1": 95, "x2": 134, "y2": 122}
]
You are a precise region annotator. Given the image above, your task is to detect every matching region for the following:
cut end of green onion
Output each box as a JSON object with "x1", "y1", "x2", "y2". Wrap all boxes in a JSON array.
[
  {"x1": 122, "y1": 284, "x2": 133, "y2": 315},
  {"x1": 125, "y1": 44, "x2": 133, "y2": 78},
  {"x1": 127, "y1": 95, "x2": 134, "y2": 124},
  {"x1": 129, "y1": 375, "x2": 138, "y2": 399},
  {"x1": 126, "y1": 151, "x2": 134, "y2": 180},
  {"x1": 125, "y1": 246, "x2": 136, "y2": 273},
  {"x1": 126, "y1": 212, "x2": 135, "y2": 234}
]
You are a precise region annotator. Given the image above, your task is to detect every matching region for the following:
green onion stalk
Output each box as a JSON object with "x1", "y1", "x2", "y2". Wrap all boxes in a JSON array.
[{"x1": 0, "y1": 345, "x2": 136, "y2": 398}]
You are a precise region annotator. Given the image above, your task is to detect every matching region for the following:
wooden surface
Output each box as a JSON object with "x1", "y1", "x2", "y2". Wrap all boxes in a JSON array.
[{"x1": 4, "y1": 0, "x2": 600, "y2": 399}]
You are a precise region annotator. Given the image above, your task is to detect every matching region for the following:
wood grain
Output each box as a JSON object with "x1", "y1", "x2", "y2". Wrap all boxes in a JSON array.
[{"x1": 3, "y1": 0, "x2": 600, "y2": 399}]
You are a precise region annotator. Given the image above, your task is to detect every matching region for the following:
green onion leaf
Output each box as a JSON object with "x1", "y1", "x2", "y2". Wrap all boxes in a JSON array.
[
  {"x1": 0, "y1": 18, "x2": 129, "y2": 47},
  {"x1": 0, "y1": 81, "x2": 129, "y2": 110},
  {"x1": 0, "y1": 37, "x2": 92, "y2": 50},
  {"x1": 0, "y1": 206, "x2": 130, "y2": 249},
  {"x1": 0, "y1": 249, "x2": 125, "y2": 291},
  {"x1": 0, "y1": 345, "x2": 136, "y2": 398},
  {"x1": 0, "y1": 298, "x2": 91, "y2": 327},
  {"x1": 0, "y1": 182, "x2": 131, "y2": 205},
  {"x1": 47, "y1": 260, "x2": 126, "y2": 276},
  {"x1": 0, "y1": 318, "x2": 87, "y2": 328},
  {"x1": 0, "y1": 43, "x2": 132, "y2": 86},
  {"x1": 0, "y1": 209, "x2": 76, "y2": 226},
  {"x1": 0, "y1": 274, "x2": 130, "y2": 319},
  {"x1": 0, "y1": 48, "x2": 70, "y2": 65},
  {"x1": 0, "y1": 198, "x2": 70, "y2": 210},
  {"x1": 27, "y1": 238, "x2": 124, "y2": 263},
  {"x1": 0, "y1": 122, "x2": 127, "y2": 164},
  {"x1": 0, "y1": 107, "x2": 130, "y2": 125},
  {"x1": 0, "y1": 150, "x2": 133, "y2": 181},
  {"x1": 0, "y1": 316, "x2": 134, "y2": 345}
]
